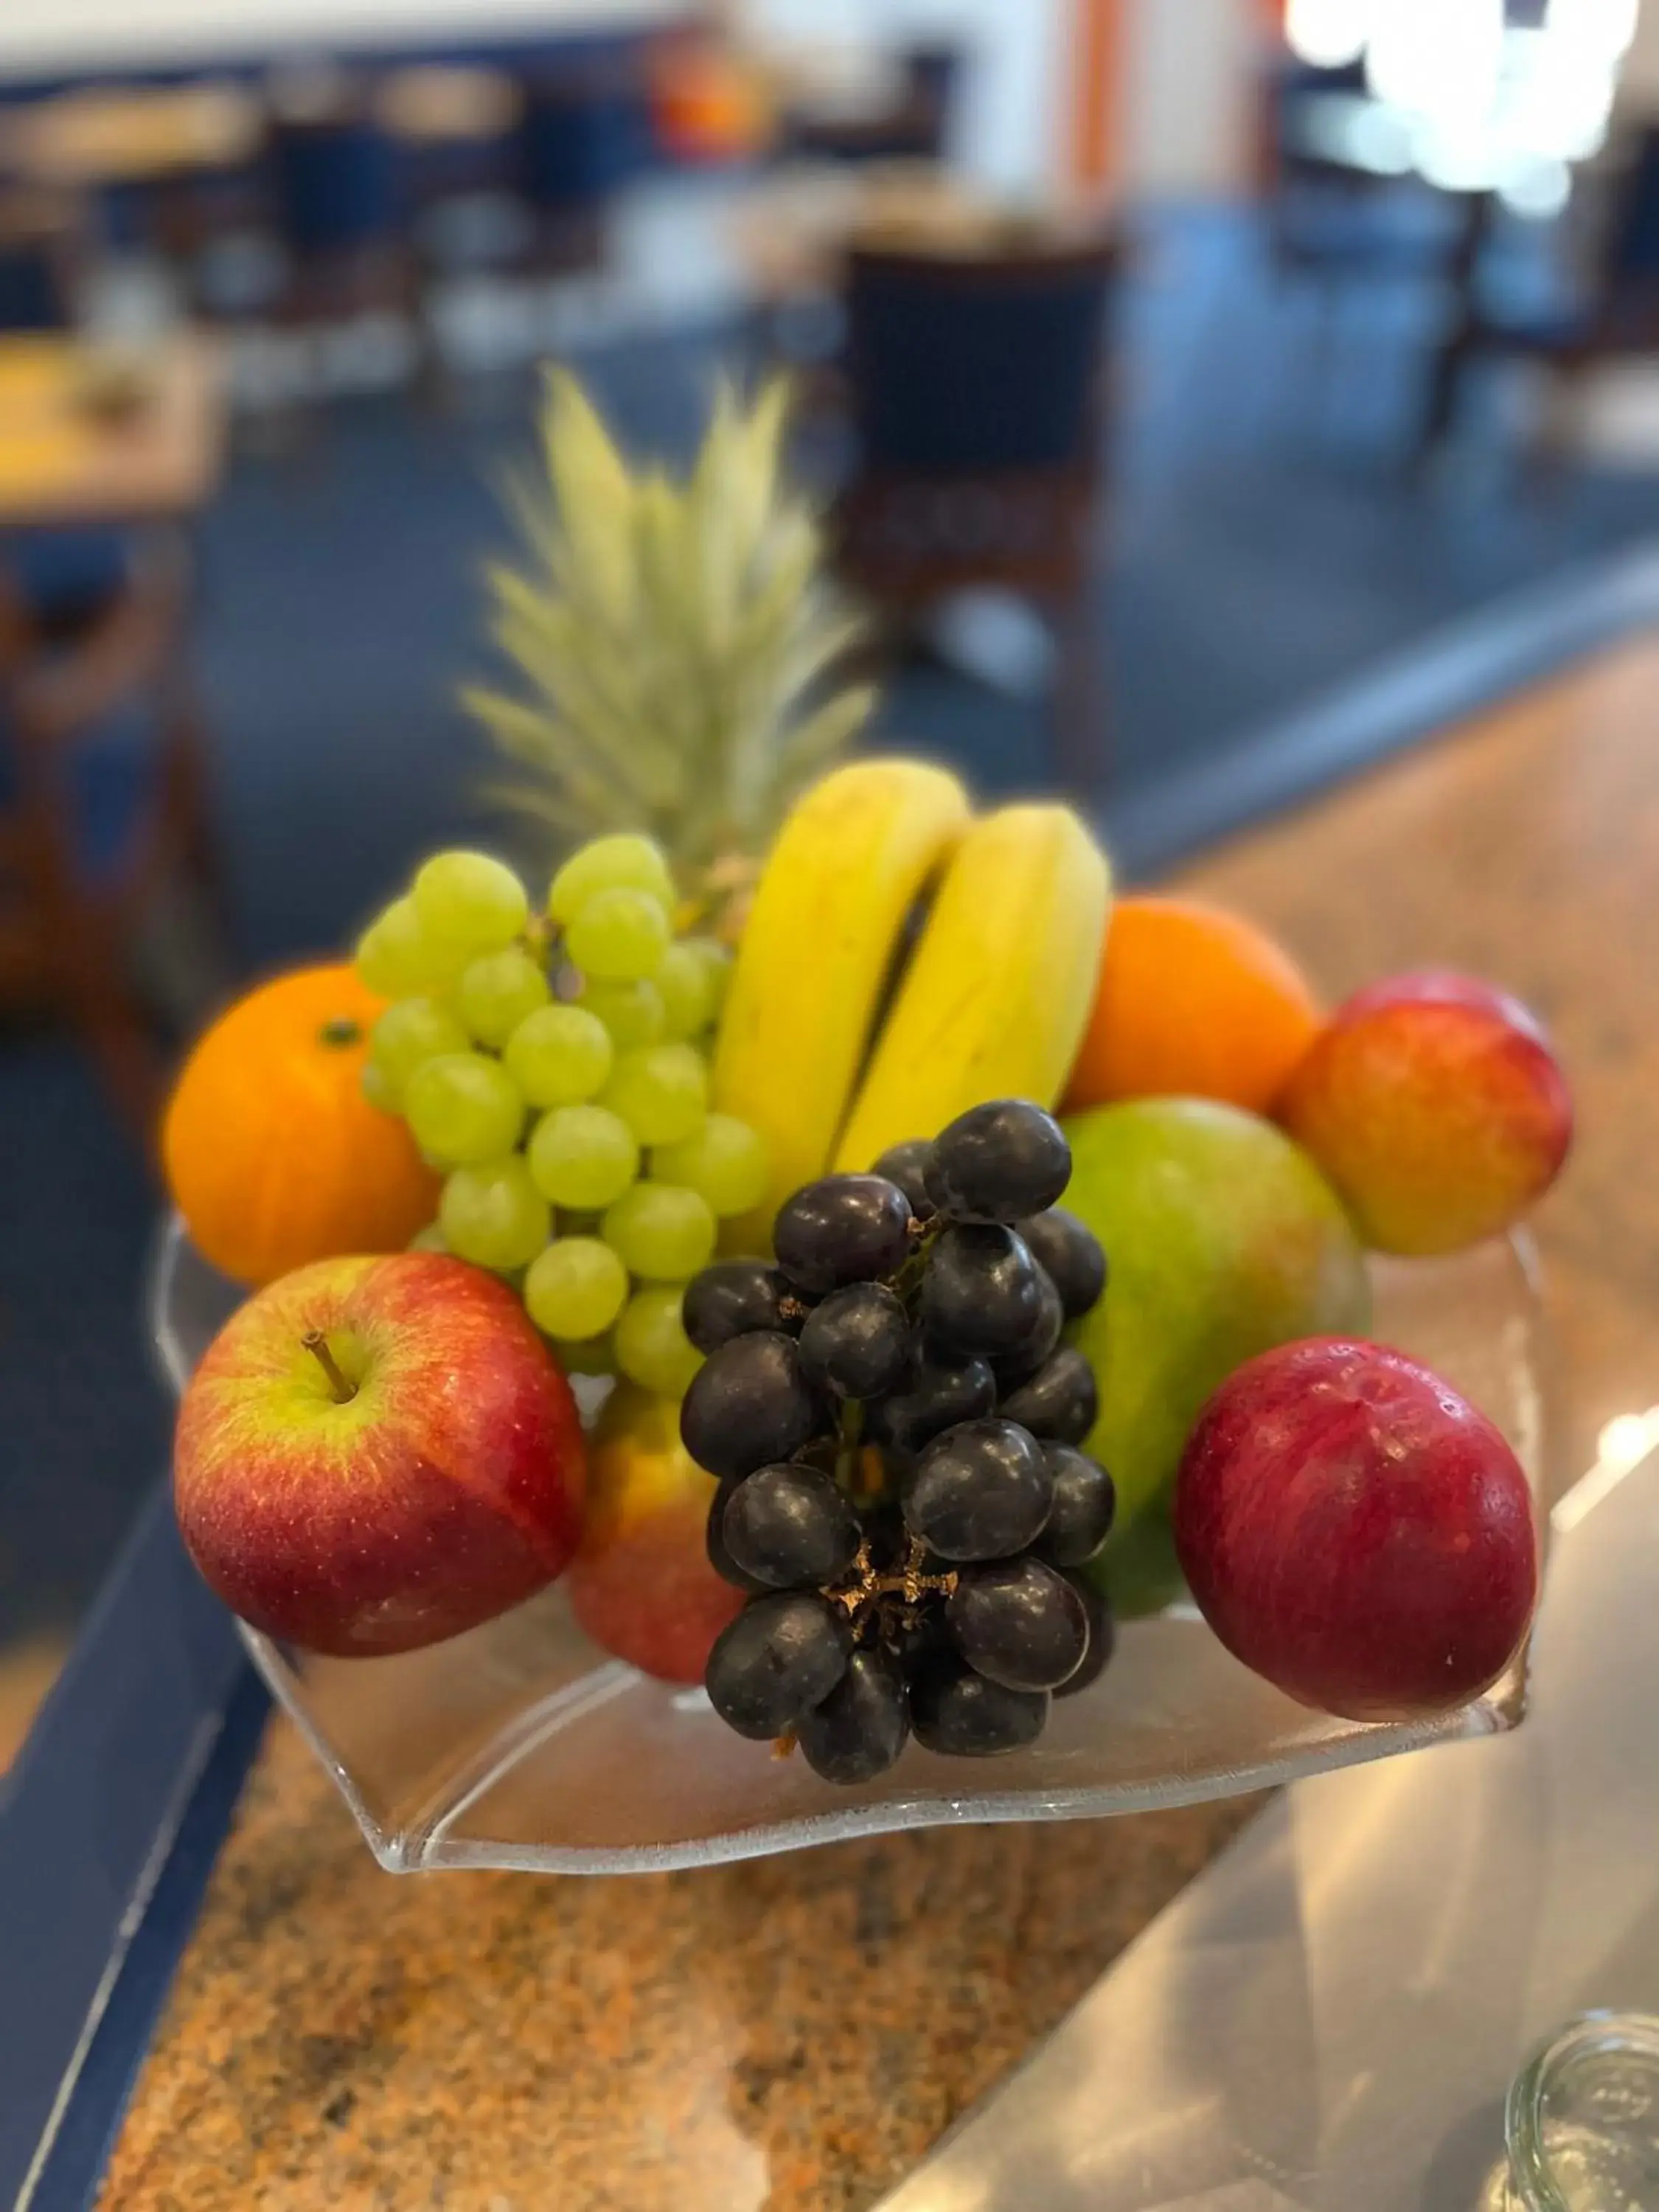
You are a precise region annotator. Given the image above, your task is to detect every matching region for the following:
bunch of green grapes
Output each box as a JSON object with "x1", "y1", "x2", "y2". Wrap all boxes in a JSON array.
[{"x1": 354, "y1": 835, "x2": 767, "y2": 1397}]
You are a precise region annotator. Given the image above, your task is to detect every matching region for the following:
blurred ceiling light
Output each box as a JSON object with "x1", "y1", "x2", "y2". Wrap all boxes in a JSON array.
[
  {"x1": 1287, "y1": 0, "x2": 1624, "y2": 198},
  {"x1": 1368, "y1": 0, "x2": 1505, "y2": 123},
  {"x1": 1498, "y1": 152, "x2": 1573, "y2": 217},
  {"x1": 1284, "y1": 0, "x2": 1373, "y2": 69},
  {"x1": 1413, "y1": 119, "x2": 1501, "y2": 192},
  {"x1": 1546, "y1": 0, "x2": 1639, "y2": 58},
  {"x1": 1344, "y1": 99, "x2": 1415, "y2": 174},
  {"x1": 1518, "y1": 71, "x2": 1615, "y2": 161}
]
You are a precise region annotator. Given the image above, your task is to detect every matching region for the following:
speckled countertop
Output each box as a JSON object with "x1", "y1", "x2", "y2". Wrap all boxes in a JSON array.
[{"x1": 100, "y1": 637, "x2": 1659, "y2": 2211}]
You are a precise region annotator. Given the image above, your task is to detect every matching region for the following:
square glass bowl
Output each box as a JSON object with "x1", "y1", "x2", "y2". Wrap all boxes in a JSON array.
[{"x1": 150, "y1": 1222, "x2": 1552, "y2": 1874}]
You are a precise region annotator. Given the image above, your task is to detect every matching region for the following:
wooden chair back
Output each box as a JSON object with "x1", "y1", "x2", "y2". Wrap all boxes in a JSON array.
[{"x1": 836, "y1": 229, "x2": 1119, "y2": 605}]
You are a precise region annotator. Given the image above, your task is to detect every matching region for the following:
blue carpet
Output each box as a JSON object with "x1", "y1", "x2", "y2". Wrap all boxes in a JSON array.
[{"x1": 7, "y1": 204, "x2": 1659, "y2": 1652}]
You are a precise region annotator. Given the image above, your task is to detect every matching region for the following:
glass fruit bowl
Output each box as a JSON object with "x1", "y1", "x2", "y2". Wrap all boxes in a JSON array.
[{"x1": 150, "y1": 1218, "x2": 1554, "y2": 1875}]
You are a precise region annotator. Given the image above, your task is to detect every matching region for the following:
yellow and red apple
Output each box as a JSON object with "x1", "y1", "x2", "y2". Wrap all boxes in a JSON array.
[
  {"x1": 567, "y1": 1385, "x2": 744, "y2": 1683},
  {"x1": 1278, "y1": 970, "x2": 1572, "y2": 1256},
  {"x1": 174, "y1": 1251, "x2": 586, "y2": 1655}
]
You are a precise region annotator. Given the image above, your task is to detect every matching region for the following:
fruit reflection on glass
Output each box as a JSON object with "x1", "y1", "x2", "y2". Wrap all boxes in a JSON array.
[
  {"x1": 679, "y1": 1102, "x2": 1119, "y2": 1783},
  {"x1": 173, "y1": 1253, "x2": 586, "y2": 1655},
  {"x1": 354, "y1": 834, "x2": 763, "y2": 1395},
  {"x1": 1279, "y1": 970, "x2": 1573, "y2": 1256},
  {"x1": 1174, "y1": 1338, "x2": 1539, "y2": 1720},
  {"x1": 162, "y1": 964, "x2": 440, "y2": 1287}
]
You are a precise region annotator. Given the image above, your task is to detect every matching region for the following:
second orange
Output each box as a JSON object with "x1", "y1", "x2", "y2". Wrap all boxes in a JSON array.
[{"x1": 1063, "y1": 894, "x2": 1321, "y2": 1116}]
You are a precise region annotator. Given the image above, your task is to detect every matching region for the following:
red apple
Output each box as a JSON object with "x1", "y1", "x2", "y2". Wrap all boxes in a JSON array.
[
  {"x1": 568, "y1": 1385, "x2": 743, "y2": 1683},
  {"x1": 174, "y1": 1252, "x2": 585, "y2": 1655},
  {"x1": 1173, "y1": 1338, "x2": 1538, "y2": 1722},
  {"x1": 1278, "y1": 970, "x2": 1572, "y2": 1256}
]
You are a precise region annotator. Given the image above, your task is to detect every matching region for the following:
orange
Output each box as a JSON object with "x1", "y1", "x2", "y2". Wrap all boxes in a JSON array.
[
  {"x1": 162, "y1": 964, "x2": 440, "y2": 1287},
  {"x1": 1063, "y1": 895, "x2": 1321, "y2": 1116}
]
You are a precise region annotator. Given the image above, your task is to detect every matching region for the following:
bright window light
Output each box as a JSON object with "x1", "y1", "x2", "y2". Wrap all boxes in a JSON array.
[{"x1": 1284, "y1": 0, "x2": 1372, "y2": 69}]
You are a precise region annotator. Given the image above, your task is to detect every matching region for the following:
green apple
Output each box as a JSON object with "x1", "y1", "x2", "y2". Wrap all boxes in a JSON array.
[{"x1": 1061, "y1": 1099, "x2": 1369, "y2": 1609}]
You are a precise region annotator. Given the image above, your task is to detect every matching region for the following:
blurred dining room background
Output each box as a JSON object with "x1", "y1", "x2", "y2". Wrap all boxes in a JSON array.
[{"x1": 4, "y1": 0, "x2": 1659, "y2": 1756}]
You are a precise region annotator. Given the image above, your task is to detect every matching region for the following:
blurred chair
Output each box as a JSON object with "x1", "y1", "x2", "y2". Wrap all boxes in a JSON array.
[
  {"x1": 267, "y1": 89, "x2": 417, "y2": 326},
  {"x1": 835, "y1": 231, "x2": 1118, "y2": 778},
  {"x1": 1418, "y1": 126, "x2": 1659, "y2": 461},
  {"x1": 0, "y1": 187, "x2": 78, "y2": 331},
  {"x1": 0, "y1": 537, "x2": 224, "y2": 1135},
  {"x1": 781, "y1": 44, "x2": 962, "y2": 167},
  {"x1": 512, "y1": 60, "x2": 654, "y2": 275}
]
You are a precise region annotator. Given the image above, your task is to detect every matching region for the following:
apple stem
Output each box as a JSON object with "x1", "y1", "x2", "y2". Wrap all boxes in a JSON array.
[{"x1": 302, "y1": 1330, "x2": 358, "y2": 1405}]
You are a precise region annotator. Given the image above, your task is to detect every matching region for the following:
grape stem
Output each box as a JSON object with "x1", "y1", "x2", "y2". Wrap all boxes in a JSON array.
[
  {"x1": 825, "y1": 1537, "x2": 958, "y2": 1630},
  {"x1": 891, "y1": 1217, "x2": 942, "y2": 1305},
  {"x1": 302, "y1": 1330, "x2": 358, "y2": 1405}
]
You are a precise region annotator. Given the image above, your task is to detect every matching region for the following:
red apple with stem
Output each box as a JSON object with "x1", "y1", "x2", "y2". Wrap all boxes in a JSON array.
[
  {"x1": 1174, "y1": 1337, "x2": 1538, "y2": 1722},
  {"x1": 174, "y1": 1251, "x2": 586, "y2": 1656}
]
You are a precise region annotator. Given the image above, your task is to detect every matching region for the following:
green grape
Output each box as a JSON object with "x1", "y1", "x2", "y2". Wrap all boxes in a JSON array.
[
  {"x1": 602, "y1": 1043, "x2": 708, "y2": 1146},
  {"x1": 651, "y1": 1114, "x2": 769, "y2": 1219},
  {"x1": 577, "y1": 976, "x2": 666, "y2": 1048},
  {"x1": 550, "y1": 1334, "x2": 618, "y2": 1377},
  {"x1": 408, "y1": 1222, "x2": 449, "y2": 1253},
  {"x1": 412, "y1": 849, "x2": 529, "y2": 957},
  {"x1": 439, "y1": 1157, "x2": 550, "y2": 1271},
  {"x1": 615, "y1": 1285, "x2": 703, "y2": 1397},
  {"x1": 370, "y1": 996, "x2": 470, "y2": 1102},
  {"x1": 654, "y1": 943, "x2": 717, "y2": 1042},
  {"x1": 457, "y1": 947, "x2": 549, "y2": 1048},
  {"x1": 524, "y1": 1236, "x2": 630, "y2": 1341},
  {"x1": 404, "y1": 1052, "x2": 525, "y2": 1165},
  {"x1": 355, "y1": 895, "x2": 455, "y2": 998},
  {"x1": 548, "y1": 832, "x2": 677, "y2": 926},
  {"x1": 682, "y1": 936, "x2": 732, "y2": 1024},
  {"x1": 602, "y1": 1183, "x2": 717, "y2": 1282},
  {"x1": 566, "y1": 886, "x2": 672, "y2": 983},
  {"x1": 504, "y1": 1004, "x2": 613, "y2": 1107},
  {"x1": 527, "y1": 1104, "x2": 639, "y2": 1210}
]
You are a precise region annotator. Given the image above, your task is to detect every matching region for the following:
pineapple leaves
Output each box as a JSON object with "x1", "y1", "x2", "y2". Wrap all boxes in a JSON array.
[{"x1": 467, "y1": 369, "x2": 874, "y2": 883}]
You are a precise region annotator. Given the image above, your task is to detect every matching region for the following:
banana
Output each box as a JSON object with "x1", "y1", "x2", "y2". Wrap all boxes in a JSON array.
[
  {"x1": 713, "y1": 758, "x2": 973, "y2": 1238},
  {"x1": 833, "y1": 804, "x2": 1112, "y2": 1172}
]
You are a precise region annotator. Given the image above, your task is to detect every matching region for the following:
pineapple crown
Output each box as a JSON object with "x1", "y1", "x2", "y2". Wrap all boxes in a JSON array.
[{"x1": 465, "y1": 369, "x2": 877, "y2": 891}]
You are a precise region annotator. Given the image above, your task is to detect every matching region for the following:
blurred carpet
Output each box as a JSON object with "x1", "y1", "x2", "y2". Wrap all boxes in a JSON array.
[{"x1": 7, "y1": 204, "x2": 1659, "y2": 1711}]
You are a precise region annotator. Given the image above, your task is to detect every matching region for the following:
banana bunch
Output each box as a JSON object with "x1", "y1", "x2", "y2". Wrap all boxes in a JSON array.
[{"x1": 713, "y1": 758, "x2": 1113, "y2": 1242}]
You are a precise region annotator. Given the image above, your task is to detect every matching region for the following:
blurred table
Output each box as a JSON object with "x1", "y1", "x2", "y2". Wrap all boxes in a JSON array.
[
  {"x1": 93, "y1": 628, "x2": 1659, "y2": 2211},
  {"x1": 0, "y1": 336, "x2": 224, "y2": 528},
  {"x1": 0, "y1": 85, "x2": 263, "y2": 189},
  {"x1": 374, "y1": 64, "x2": 522, "y2": 147}
]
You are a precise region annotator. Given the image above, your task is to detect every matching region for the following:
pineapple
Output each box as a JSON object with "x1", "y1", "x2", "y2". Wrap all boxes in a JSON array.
[{"x1": 465, "y1": 370, "x2": 877, "y2": 915}]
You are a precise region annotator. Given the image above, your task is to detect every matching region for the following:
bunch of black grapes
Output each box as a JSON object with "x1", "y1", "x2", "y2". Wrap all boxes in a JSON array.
[{"x1": 678, "y1": 1099, "x2": 1115, "y2": 1787}]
